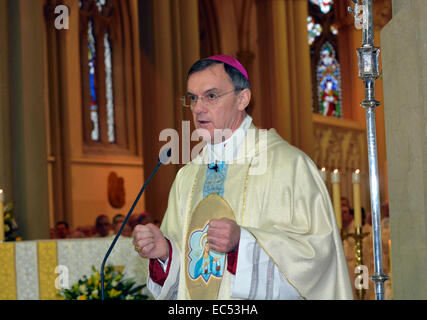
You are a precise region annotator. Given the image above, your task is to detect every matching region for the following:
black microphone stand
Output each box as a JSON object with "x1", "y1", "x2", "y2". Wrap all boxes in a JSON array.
[{"x1": 100, "y1": 148, "x2": 171, "y2": 300}]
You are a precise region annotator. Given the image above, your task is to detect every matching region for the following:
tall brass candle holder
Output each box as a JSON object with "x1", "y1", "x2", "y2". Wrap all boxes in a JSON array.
[{"x1": 342, "y1": 227, "x2": 370, "y2": 300}]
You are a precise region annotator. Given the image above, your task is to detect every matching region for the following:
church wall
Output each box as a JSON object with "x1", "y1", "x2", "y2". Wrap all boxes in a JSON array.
[
  {"x1": 43, "y1": 0, "x2": 145, "y2": 233},
  {"x1": 382, "y1": 0, "x2": 427, "y2": 299},
  {"x1": 212, "y1": 0, "x2": 239, "y2": 55},
  {"x1": 252, "y1": 0, "x2": 315, "y2": 157},
  {"x1": 66, "y1": 0, "x2": 145, "y2": 230},
  {"x1": 70, "y1": 163, "x2": 144, "y2": 227}
]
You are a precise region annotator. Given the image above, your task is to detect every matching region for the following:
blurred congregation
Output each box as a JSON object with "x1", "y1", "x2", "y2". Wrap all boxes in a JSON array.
[{"x1": 51, "y1": 212, "x2": 160, "y2": 239}]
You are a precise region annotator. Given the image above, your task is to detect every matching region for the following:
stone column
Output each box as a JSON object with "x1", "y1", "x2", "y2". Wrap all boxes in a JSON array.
[
  {"x1": 7, "y1": 0, "x2": 50, "y2": 239},
  {"x1": 255, "y1": 0, "x2": 314, "y2": 157},
  {"x1": 381, "y1": 0, "x2": 427, "y2": 299},
  {"x1": 0, "y1": 0, "x2": 14, "y2": 204},
  {"x1": 139, "y1": 0, "x2": 200, "y2": 222}
]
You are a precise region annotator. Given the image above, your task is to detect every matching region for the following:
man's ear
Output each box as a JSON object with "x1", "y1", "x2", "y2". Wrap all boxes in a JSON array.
[{"x1": 237, "y1": 89, "x2": 251, "y2": 111}]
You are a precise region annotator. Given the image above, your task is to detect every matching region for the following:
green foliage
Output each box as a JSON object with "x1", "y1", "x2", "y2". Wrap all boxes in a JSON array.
[
  {"x1": 59, "y1": 265, "x2": 148, "y2": 300},
  {"x1": 3, "y1": 202, "x2": 22, "y2": 242}
]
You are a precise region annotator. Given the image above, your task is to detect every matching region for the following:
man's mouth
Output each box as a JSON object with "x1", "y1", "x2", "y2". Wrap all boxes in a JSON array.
[{"x1": 198, "y1": 120, "x2": 210, "y2": 125}]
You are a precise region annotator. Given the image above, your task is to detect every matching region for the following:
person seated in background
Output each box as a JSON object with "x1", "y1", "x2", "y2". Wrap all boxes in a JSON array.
[
  {"x1": 53, "y1": 221, "x2": 85, "y2": 239},
  {"x1": 129, "y1": 212, "x2": 151, "y2": 231},
  {"x1": 381, "y1": 202, "x2": 390, "y2": 229},
  {"x1": 55, "y1": 221, "x2": 71, "y2": 239},
  {"x1": 92, "y1": 214, "x2": 114, "y2": 237},
  {"x1": 341, "y1": 196, "x2": 351, "y2": 212},
  {"x1": 74, "y1": 225, "x2": 94, "y2": 238},
  {"x1": 362, "y1": 208, "x2": 369, "y2": 229},
  {"x1": 113, "y1": 214, "x2": 125, "y2": 228},
  {"x1": 112, "y1": 213, "x2": 132, "y2": 237},
  {"x1": 342, "y1": 203, "x2": 354, "y2": 233}
]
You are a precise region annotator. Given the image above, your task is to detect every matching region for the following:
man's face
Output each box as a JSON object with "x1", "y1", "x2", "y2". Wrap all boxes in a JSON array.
[
  {"x1": 97, "y1": 217, "x2": 111, "y2": 237},
  {"x1": 113, "y1": 216, "x2": 124, "y2": 227},
  {"x1": 115, "y1": 223, "x2": 131, "y2": 237},
  {"x1": 187, "y1": 63, "x2": 249, "y2": 143},
  {"x1": 56, "y1": 224, "x2": 69, "y2": 239},
  {"x1": 342, "y1": 206, "x2": 353, "y2": 228},
  {"x1": 341, "y1": 198, "x2": 350, "y2": 210}
]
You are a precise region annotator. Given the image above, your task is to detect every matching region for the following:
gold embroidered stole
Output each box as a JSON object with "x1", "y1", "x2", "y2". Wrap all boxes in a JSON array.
[
  {"x1": 185, "y1": 194, "x2": 236, "y2": 300},
  {"x1": 184, "y1": 163, "x2": 251, "y2": 300}
]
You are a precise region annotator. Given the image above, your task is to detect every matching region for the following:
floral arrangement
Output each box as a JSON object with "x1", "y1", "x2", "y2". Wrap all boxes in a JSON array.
[
  {"x1": 59, "y1": 265, "x2": 149, "y2": 300},
  {"x1": 3, "y1": 202, "x2": 22, "y2": 242}
]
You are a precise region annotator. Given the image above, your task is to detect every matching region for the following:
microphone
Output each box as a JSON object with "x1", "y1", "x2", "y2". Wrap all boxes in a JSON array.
[
  {"x1": 100, "y1": 147, "x2": 172, "y2": 300},
  {"x1": 208, "y1": 162, "x2": 219, "y2": 172}
]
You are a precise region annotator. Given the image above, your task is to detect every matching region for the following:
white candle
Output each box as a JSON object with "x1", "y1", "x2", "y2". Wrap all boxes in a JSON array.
[
  {"x1": 319, "y1": 167, "x2": 327, "y2": 183},
  {"x1": 0, "y1": 189, "x2": 4, "y2": 242},
  {"x1": 331, "y1": 169, "x2": 342, "y2": 230},
  {"x1": 352, "y1": 169, "x2": 362, "y2": 228}
]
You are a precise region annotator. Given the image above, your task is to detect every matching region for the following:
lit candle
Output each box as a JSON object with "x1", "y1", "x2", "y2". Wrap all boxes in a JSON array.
[
  {"x1": 331, "y1": 169, "x2": 342, "y2": 230},
  {"x1": 0, "y1": 189, "x2": 4, "y2": 242},
  {"x1": 352, "y1": 169, "x2": 362, "y2": 228},
  {"x1": 319, "y1": 167, "x2": 327, "y2": 183}
]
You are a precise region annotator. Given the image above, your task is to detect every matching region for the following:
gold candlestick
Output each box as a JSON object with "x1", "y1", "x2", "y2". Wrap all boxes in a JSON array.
[
  {"x1": 342, "y1": 226, "x2": 370, "y2": 300},
  {"x1": 0, "y1": 189, "x2": 4, "y2": 242}
]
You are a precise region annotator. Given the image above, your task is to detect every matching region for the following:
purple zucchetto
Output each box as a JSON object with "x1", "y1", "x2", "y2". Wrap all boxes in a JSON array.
[{"x1": 206, "y1": 54, "x2": 249, "y2": 83}]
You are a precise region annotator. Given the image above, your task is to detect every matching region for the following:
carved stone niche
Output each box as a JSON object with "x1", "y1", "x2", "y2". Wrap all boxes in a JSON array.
[
  {"x1": 108, "y1": 171, "x2": 125, "y2": 209},
  {"x1": 313, "y1": 114, "x2": 368, "y2": 209},
  {"x1": 335, "y1": 0, "x2": 392, "y2": 29}
]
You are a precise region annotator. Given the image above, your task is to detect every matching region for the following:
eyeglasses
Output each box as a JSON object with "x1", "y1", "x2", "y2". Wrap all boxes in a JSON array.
[{"x1": 183, "y1": 89, "x2": 237, "y2": 109}]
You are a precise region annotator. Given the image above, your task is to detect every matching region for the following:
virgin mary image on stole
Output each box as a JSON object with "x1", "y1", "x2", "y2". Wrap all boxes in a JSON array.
[{"x1": 188, "y1": 223, "x2": 225, "y2": 284}]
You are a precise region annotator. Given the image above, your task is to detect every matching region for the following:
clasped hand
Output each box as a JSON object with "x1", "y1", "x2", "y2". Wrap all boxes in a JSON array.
[
  {"x1": 132, "y1": 218, "x2": 241, "y2": 262},
  {"x1": 207, "y1": 218, "x2": 240, "y2": 253}
]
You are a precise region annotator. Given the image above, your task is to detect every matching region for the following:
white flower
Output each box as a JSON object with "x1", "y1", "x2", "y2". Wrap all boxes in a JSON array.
[
  {"x1": 125, "y1": 294, "x2": 134, "y2": 300},
  {"x1": 79, "y1": 285, "x2": 88, "y2": 294},
  {"x1": 91, "y1": 289, "x2": 98, "y2": 297},
  {"x1": 111, "y1": 280, "x2": 118, "y2": 287}
]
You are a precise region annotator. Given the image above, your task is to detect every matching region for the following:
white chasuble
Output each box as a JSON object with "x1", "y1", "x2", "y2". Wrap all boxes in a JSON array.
[{"x1": 149, "y1": 118, "x2": 353, "y2": 300}]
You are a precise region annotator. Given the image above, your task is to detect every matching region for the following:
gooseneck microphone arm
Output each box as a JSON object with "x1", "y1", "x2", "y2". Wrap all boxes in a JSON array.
[{"x1": 100, "y1": 148, "x2": 171, "y2": 300}]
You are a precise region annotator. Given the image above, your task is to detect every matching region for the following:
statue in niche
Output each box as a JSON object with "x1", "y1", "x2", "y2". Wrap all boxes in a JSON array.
[{"x1": 108, "y1": 172, "x2": 125, "y2": 208}]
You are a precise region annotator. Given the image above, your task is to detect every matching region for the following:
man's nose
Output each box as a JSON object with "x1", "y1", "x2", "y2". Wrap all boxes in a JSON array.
[{"x1": 192, "y1": 98, "x2": 207, "y2": 113}]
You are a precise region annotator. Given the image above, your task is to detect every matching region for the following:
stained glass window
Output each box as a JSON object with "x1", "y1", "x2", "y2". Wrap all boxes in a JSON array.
[
  {"x1": 88, "y1": 20, "x2": 100, "y2": 141},
  {"x1": 104, "y1": 31, "x2": 115, "y2": 143},
  {"x1": 308, "y1": 0, "x2": 343, "y2": 118},
  {"x1": 307, "y1": 16, "x2": 322, "y2": 45},
  {"x1": 96, "y1": 0, "x2": 106, "y2": 12},
  {"x1": 317, "y1": 42, "x2": 342, "y2": 117},
  {"x1": 80, "y1": 0, "x2": 117, "y2": 144},
  {"x1": 310, "y1": 0, "x2": 333, "y2": 14}
]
